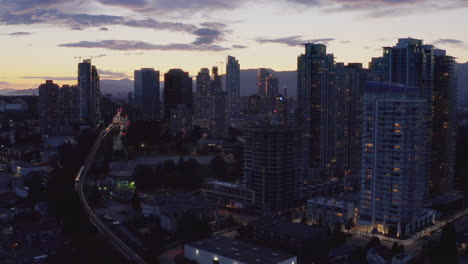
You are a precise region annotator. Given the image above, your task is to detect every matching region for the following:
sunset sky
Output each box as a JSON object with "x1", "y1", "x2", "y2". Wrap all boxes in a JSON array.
[{"x1": 1, "y1": 0, "x2": 468, "y2": 90}]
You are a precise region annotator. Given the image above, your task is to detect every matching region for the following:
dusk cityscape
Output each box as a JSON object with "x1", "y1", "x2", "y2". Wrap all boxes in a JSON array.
[{"x1": 1, "y1": 0, "x2": 468, "y2": 264}]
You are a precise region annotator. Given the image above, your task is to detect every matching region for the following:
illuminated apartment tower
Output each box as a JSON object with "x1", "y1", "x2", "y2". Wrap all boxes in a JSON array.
[
  {"x1": 78, "y1": 59, "x2": 101, "y2": 124},
  {"x1": 39, "y1": 80, "x2": 60, "y2": 135},
  {"x1": 335, "y1": 63, "x2": 367, "y2": 186},
  {"x1": 134, "y1": 68, "x2": 160, "y2": 120},
  {"x1": 226, "y1": 56, "x2": 240, "y2": 117},
  {"x1": 432, "y1": 49, "x2": 458, "y2": 193},
  {"x1": 382, "y1": 38, "x2": 434, "y2": 100},
  {"x1": 297, "y1": 43, "x2": 336, "y2": 181},
  {"x1": 359, "y1": 82, "x2": 433, "y2": 237},
  {"x1": 243, "y1": 126, "x2": 303, "y2": 212}
]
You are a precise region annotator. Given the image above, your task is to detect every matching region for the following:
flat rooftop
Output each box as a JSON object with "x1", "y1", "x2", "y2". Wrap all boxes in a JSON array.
[{"x1": 186, "y1": 236, "x2": 295, "y2": 263}]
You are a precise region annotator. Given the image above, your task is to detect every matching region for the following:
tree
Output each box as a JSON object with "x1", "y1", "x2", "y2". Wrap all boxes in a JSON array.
[
  {"x1": 210, "y1": 155, "x2": 227, "y2": 179},
  {"x1": 331, "y1": 222, "x2": 346, "y2": 247},
  {"x1": 366, "y1": 236, "x2": 381, "y2": 250},
  {"x1": 176, "y1": 213, "x2": 211, "y2": 242}
]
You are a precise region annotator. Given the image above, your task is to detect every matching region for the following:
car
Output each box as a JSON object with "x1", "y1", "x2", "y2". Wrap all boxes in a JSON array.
[{"x1": 112, "y1": 220, "x2": 120, "y2": 225}]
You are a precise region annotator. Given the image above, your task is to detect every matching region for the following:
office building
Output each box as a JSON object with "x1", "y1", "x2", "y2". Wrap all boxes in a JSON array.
[
  {"x1": 257, "y1": 68, "x2": 270, "y2": 97},
  {"x1": 78, "y1": 59, "x2": 101, "y2": 124},
  {"x1": 359, "y1": 82, "x2": 434, "y2": 237},
  {"x1": 432, "y1": 49, "x2": 458, "y2": 193},
  {"x1": 297, "y1": 43, "x2": 336, "y2": 181},
  {"x1": 163, "y1": 69, "x2": 193, "y2": 135},
  {"x1": 242, "y1": 126, "x2": 302, "y2": 212},
  {"x1": 134, "y1": 68, "x2": 160, "y2": 120},
  {"x1": 226, "y1": 56, "x2": 240, "y2": 117},
  {"x1": 195, "y1": 68, "x2": 212, "y2": 119},
  {"x1": 39, "y1": 80, "x2": 60, "y2": 135}
]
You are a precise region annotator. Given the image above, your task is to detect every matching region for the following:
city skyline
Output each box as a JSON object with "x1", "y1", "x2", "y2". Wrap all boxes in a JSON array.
[{"x1": 1, "y1": 0, "x2": 468, "y2": 90}]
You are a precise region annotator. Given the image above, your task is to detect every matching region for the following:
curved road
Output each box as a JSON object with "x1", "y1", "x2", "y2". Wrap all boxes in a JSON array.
[{"x1": 76, "y1": 113, "x2": 147, "y2": 264}]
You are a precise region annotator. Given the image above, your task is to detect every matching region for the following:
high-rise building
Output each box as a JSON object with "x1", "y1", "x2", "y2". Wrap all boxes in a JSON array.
[
  {"x1": 264, "y1": 75, "x2": 279, "y2": 113},
  {"x1": 368, "y1": 57, "x2": 385, "y2": 82},
  {"x1": 265, "y1": 75, "x2": 279, "y2": 98},
  {"x1": 335, "y1": 63, "x2": 367, "y2": 187},
  {"x1": 432, "y1": 49, "x2": 458, "y2": 194},
  {"x1": 257, "y1": 68, "x2": 270, "y2": 97},
  {"x1": 243, "y1": 126, "x2": 303, "y2": 212},
  {"x1": 78, "y1": 59, "x2": 101, "y2": 124},
  {"x1": 210, "y1": 90, "x2": 227, "y2": 139},
  {"x1": 195, "y1": 68, "x2": 212, "y2": 119},
  {"x1": 163, "y1": 69, "x2": 193, "y2": 135},
  {"x1": 297, "y1": 43, "x2": 336, "y2": 181},
  {"x1": 60, "y1": 84, "x2": 80, "y2": 122},
  {"x1": 134, "y1": 68, "x2": 160, "y2": 120},
  {"x1": 359, "y1": 82, "x2": 433, "y2": 237},
  {"x1": 211, "y1": 66, "x2": 222, "y2": 92},
  {"x1": 382, "y1": 38, "x2": 434, "y2": 99},
  {"x1": 226, "y1": 56, "x2": 240, "y2": 117},
  {"x1": 39, "y1": 80, "x2": 60, "y2": 135}
]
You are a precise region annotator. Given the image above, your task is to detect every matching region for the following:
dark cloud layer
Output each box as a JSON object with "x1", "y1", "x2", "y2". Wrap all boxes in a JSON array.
[
  {"x1": 8, "y1": 32, "x2": 34, "y2": 36},
  {"x1": 20, "y1": 76, "x2": 76, "y2": 80},
  {"x1": 58, "y1": 40, "x2": 230, "y2": 51},
  {"x1": 433, "y1": 38, "x2": 464, "y2": 45},
  {"x1": 257, "y1": 36, "x2": 335, "y2": 46}
]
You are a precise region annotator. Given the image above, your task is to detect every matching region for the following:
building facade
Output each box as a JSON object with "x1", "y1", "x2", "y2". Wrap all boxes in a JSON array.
[
  {"x1": 163, "y1": 69, "x2": 193, "y2": 135},
  {"x1": 226, "y1": 56, "x2": 240, "y2": 118},
  {"x1": 39, "y1": 80, "x2": 60, "y2": 135},
  {"x1": 242, "y1": 126, "x2": 303, "y2": 212},
  {"x1": 78, "y1": 59, "x2": 101, "y2": 124},
  {"x1": 134, "y1": 68, "x2": 160, "y2": 120},
  {"x1": 359, "y1": 82, "x2": 434, "y2": 237},
  {"x1": 297, "y1": 43, "x2": 336, "y2": 181}
]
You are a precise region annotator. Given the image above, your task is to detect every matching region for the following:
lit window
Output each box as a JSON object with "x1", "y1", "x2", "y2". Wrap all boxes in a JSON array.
[{"x1": 394, "y1": 168, "x2": 400, "y2": 172}]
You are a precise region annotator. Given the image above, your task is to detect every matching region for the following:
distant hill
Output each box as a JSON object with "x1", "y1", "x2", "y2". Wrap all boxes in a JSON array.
[
  {"x1": 100, "y1": 78, "x2": 133, "y2": 94},
  {"x1": 3, "y1": 69, "x2": 299, "y2": 97},
  {"x1": 0, "y1": 89, "x2": 17, "y2": 95},
  {"x1": 7, "y1": 88, "x2": 38, "y2": 95}
]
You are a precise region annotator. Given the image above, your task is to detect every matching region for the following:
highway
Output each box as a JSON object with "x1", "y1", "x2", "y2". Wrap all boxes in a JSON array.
[{"x1": 76, "y1": 110, "x2": 147, "y2": 264}]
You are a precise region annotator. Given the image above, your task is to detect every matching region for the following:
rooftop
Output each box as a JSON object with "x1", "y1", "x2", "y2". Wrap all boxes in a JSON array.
[{"x1": 186, "y1": 236, "x2": 295, "y2": 263}]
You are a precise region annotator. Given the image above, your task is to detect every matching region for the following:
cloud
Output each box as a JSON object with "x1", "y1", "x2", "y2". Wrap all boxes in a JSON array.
[
  {"x1": 285, "y1": 0, "x2": 468, "y2": 18},
  {"x1": 0, "y1": 8, "x2": 196, "y2": 32},
  {"x1": 7, "y1": 32, "x2": 34, "y2": 36},
  {"x1": 192, "y1": 27, "x2": 224, "y2": 45},
  {"x1": 257, "y1": 36, "x2": 335, "y2": 46},
  {"x1": 123, "y1": 52, "x2": 145, "y2": 55},
  {"x1": 58, "y1": 40, "x2": 230, "y2": 51},
  {"x1": 19, "y1": 76, "x2": 76, "y2": 81},
  {"x1": 99, "y1": 27, "x2": 108, "y2": 31},
  {"x1": 340, "y1": 40, "x2": 351, "y2": 43},
  {"x1": 94, "y1": 54, "x2": 107, "y2": 58},
  {"x1": 433, "y1": 38, "x2": 464, "y2": 45},
  {"x1": 232, "y1": 44, "x2": 248, "y2": 49}
]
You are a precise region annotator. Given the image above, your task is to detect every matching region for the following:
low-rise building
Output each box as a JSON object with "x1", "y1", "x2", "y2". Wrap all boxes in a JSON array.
[
  {"x1": 184, "y1": 236, "x2": 297, "y2": 264},
  {"x1": 203, "y1": 181, "x2": 255, "y2": 208},
  {"x1": 306, "y1": 196, "x2": 357, "y2": 228},
  {"x1": 248, "y1": 217, "x2": 329, "y2": 251},
  {"x1": 141, "y1": 193, "x2": 217, "y2": 233}
]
